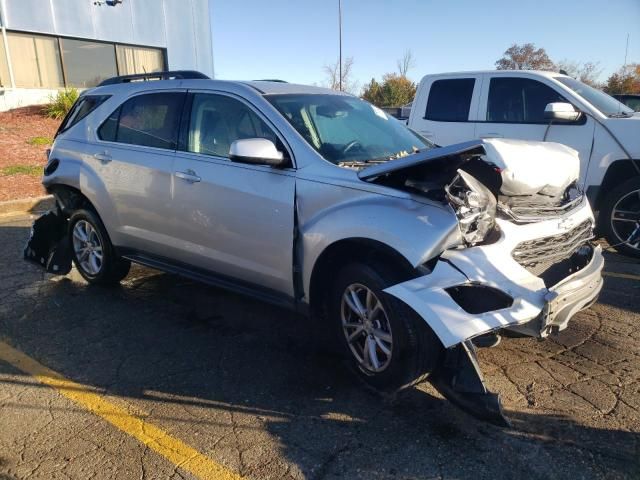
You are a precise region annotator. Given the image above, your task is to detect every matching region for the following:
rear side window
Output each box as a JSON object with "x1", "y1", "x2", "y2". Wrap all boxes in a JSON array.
[
  {"x1": 425, "y1": 78, "x2": 475, "y2": 122},
  {"x1": 487, "y1": 78, "x2": 566, "y2": 123},
  {"x1": 57, "y1": 94, "x2": 110, "y2": 136},
  {"x1": 98, "y1": 92, "x2": 185, "y2": 149}
]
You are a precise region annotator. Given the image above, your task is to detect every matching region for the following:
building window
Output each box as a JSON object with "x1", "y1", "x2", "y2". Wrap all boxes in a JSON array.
[
  {"x1": 1, "y1": 31, "x2": 165, "y2": 89},
  {"x1": 116, "y1": 45, "x2": 164, "y2": 76},
  {"x1": 5, "y1": 32, "x2": 64, "y2": 88},
  {"x1": 60, "y1": 38, "x2": 118, "y2": 88},
  {"x1": 0, "y1": 35, "x2": 11, "y2": 88}
]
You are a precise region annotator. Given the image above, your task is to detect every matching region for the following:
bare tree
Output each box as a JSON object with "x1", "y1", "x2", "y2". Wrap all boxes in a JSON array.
[
  {"x1": 323, "y1": 56, "x2": 358, "y2": 93},
  {"x1": 397, "y1": 49, "x2": 415, "y2": 78},
  {"x1": 557, "y1": 60, "x2": 603, "y2": 87},
  {"x1": 496, "y1": 43, "x2": 555, "y2": 71}
]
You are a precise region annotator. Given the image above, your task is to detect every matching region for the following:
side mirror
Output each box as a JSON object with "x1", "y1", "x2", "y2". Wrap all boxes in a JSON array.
[
  {"x1": 544, "y1": 102, "x2": 583, "y2": 123},
  {"x1": 229, "y1": 138, "x2": 288, "y2": 167}
]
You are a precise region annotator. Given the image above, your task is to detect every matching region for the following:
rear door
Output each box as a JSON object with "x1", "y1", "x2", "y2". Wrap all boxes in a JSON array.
[
  {"x1": 410, "y1": 75, "x2": 481, "y2": 145},
  {"x1": 92, "y1": 90, "x2": 186, "y2": 254},
  {"x1": 475, "y1": 75, "x2": 594, "y2": 183},
  {"x1": 169, "y1": 91, "x2": 296, "y2": 297}
]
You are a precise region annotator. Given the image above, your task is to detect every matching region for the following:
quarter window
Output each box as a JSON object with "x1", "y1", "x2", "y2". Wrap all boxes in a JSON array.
[
  {"x1": 57, "y1": 95, "x2": 111, "y2": 136},
  {"x1": 425, "y1": 78, "x2": 475, "y2": 122},
  {"x1": 487, "y1": 78, "x2": 567, "y2": 123},
  {"x1": 98, "y1": 92, "x2": 185, "y2": 149},
  {"x1": 187, "y1": 94, "x2": 279, "y2": 158}
]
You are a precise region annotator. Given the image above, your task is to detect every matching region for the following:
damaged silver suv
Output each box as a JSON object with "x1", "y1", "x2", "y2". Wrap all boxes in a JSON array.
[{"x1": 27, "y1": 71, "x2": 604, "y2": 425}]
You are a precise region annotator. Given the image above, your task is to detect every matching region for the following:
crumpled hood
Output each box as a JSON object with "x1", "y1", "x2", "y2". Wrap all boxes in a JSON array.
[
  {"x1": 483, "y1": 138, "x2": 579, "y2": 196},
  {"x1": 358, "y1": 138, "x2": 580, "y2": 197}
]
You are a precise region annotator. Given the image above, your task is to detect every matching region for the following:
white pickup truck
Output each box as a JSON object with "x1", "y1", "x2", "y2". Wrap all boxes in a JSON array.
[{"x1": 407, "y1": 70, "x2": 640, "y2": 257}]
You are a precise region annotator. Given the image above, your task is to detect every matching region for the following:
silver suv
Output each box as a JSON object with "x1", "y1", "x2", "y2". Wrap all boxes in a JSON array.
[{"x1": 28, "y1": 71, "x2": 604, "y2": 425}]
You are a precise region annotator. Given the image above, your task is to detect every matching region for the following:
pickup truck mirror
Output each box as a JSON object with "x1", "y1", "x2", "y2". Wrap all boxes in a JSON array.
[
  {"x1": 544, "y1": 102, "x2": 583, "y2": 123},
  {"x1": 229, "y1": 138, "x2": 288, "y2": 167}
]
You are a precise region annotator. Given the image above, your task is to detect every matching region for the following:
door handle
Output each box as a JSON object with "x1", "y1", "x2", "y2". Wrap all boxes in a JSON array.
[
  {"x1": 479, "y1": 133, "x2": 504, "y2": 139},
  {"x1": 175, "y1": 169, "x2": 201, "y2": 183},
  {"x1": 93, "y1": 151, "x2": 112, "y2": 163}
]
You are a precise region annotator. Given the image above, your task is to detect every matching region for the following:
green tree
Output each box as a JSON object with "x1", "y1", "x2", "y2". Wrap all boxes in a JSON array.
[
  {"x1": 496, "y1": 43, "x2": 555, "y2": 70},
  {"x1": 362, "y1": 74, "x2": 416, "y2": 107}
]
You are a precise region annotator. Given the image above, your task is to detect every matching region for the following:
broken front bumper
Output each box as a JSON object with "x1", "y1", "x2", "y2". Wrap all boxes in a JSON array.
[{"x1": 384, "y1": 207, "x2": 604, "y2": 349}]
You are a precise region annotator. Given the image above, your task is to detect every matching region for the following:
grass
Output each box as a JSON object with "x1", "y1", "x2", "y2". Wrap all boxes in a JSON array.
[
  {"x1": 0, "y1": 165, "x2": 42, "y2": 176},
  {"x1": 27, "y1": 136, "x2": 52, "y2": 146}
]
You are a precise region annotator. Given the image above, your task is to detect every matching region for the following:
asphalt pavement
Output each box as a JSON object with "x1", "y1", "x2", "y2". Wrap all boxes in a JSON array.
[{"x1": 0, "y1": 213, "x2": 638, "y2": 479}]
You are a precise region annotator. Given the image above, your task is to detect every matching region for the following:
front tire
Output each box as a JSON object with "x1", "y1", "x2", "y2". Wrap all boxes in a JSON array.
[
  {"x1": 329, "y1": 262, "x2": 443, "y2": 393},
  {"x1": 69, "y1": 209, "x2": 130, "y2": 285},
  {"x1": 600, "y1": 177, "x2": 640, "y2": 258}
]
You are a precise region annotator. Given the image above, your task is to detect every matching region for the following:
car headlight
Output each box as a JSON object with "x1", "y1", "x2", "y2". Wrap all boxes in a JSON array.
[{"x1": 445, "y1": 170, "x2": 497, "y2": 246}]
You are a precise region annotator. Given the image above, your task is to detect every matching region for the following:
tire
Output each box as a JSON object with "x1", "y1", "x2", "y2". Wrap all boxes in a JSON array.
[
  {"x1": 600, "y1": 177, "x2": 640, "y2": 258},
  {"x1": 68, "y1": 208, "x2": 130, "y2": 285},
  {"x1": 328, "y1": 262, "x2": 443, "y2": 393}
]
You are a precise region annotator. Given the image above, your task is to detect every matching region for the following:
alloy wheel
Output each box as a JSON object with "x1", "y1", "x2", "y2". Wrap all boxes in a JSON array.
[
  {"x1": 340, "y1": 283, "x2": 393, "y2": 373},
  {"x1": 610, "y1": 188, "x2": 640, "y2": 251},
  {"x1": 72, "y1": 220, "x2": 104, "y2": 275}
]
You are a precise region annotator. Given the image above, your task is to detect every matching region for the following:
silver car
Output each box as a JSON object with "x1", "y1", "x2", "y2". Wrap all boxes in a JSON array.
[{"x1": 27, "y1": 71, "x2": 604, "y2": 425}]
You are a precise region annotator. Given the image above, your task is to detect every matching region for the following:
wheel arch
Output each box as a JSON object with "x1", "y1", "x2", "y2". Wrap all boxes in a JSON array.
[
  {"x1": 593, "y1": 159, "x2": 640, "y2": 213},
  {"x1": 308, "y1": 238, "x2": 418, "y2": 316}
]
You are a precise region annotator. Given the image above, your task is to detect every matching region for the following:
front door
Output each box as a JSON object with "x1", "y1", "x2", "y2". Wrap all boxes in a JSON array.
[
  {"x1": 476, "y1": 75, "x2": 594, "y2": 186},
  {"x1": 170, "y1": 92, "x2": 296, "y2": 297}
]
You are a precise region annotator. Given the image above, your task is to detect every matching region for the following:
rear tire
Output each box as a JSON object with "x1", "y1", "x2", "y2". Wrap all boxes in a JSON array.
[
  {"x1": 68, "y1": 209, "x2": 130, "y2": 285},
  {"x1": 600, "y1": 177, "x2": 640, "y2": 258},
  {"x1": 328, "y1": 262, "x2": 443, "y2": 393}
]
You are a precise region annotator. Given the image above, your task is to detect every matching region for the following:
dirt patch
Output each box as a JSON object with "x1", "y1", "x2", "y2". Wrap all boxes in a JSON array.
[{"x1": 0, "y1": 106, "x2": 60, "y2": 201}]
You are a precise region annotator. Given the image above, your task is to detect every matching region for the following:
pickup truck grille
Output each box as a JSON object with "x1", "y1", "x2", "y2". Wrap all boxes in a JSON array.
[{"x1": 512, "y1": 220, "x2": 594, "y2": 276}]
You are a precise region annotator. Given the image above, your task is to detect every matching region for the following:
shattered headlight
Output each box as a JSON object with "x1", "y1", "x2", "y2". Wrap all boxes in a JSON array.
[{"x1": 445, "y1": 170, "x2": 497, "y2": 246}]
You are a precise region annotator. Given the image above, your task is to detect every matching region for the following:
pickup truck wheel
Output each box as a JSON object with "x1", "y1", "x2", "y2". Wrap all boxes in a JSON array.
[
  {"x1": 601, "y1": 177, "x2": 640, "y2": 258},
  {"x1": 330, "y1": 262, "x2": 443, "y2": 393},
  {"x1": 69, "y1": 209, "x2": 131, "y2": 285}
]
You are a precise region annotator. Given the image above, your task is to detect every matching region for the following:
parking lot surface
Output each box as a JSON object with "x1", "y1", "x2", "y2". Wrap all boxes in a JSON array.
[{"x1": 1, "y1": 213, "x2": 639, "y2": 479}]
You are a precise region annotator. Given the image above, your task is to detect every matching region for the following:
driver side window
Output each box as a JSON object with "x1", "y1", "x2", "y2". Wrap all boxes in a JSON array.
[
  {"x1": 487, "y1": 77, "x2": 567, "y2": 123},
  {"x1": 187, "y1": 94, "x2": 279, "y2": 158}
]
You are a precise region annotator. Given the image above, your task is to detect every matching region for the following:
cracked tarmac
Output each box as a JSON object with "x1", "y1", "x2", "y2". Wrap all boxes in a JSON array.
[{"x1": 0, "y1": 213, "x2": 639, "y2": 479}]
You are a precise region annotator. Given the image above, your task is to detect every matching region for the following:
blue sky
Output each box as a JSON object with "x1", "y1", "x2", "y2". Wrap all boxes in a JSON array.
[{"x1": 210, "y1": 0, "x2": 640, "y2": 88}]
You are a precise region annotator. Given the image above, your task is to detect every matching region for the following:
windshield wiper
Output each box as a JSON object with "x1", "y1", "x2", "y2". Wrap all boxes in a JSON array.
[{"x1": 609, "y1": 112, "x2": 633, "y2": 118}]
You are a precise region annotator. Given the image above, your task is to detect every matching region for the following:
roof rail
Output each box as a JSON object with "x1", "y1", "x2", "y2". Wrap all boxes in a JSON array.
[
  {"x1": 97, "y1": 70, "x2": 210, "y2": 86},
  {"x1": 252, "y1": 79, "x2": 288, "y2": 83}
]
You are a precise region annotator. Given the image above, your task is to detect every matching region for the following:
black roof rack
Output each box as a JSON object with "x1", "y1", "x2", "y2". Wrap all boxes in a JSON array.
[{"x1": 97, "y1": 70, "x2": 210, "y2": 86}]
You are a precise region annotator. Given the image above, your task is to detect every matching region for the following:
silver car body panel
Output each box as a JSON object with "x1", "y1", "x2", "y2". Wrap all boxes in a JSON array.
[{"x1": 385, "y1": 203, "x2": 600, "y2": 348}]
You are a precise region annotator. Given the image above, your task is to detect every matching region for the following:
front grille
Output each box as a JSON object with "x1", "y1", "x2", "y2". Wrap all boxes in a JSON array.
[
  {"x1": 499, "y1": 184, "x2": 583, "y2": 223},
  {"x1": 512, "y1": 220, "x2": 594, "y2": 276}
]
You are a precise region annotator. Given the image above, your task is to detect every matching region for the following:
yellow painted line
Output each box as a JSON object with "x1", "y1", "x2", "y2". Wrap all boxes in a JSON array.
[
  {"x1": 0, "y1": 340, "x2": 242, "y2": 480},
  {"x1": 602, "y1": 271, "x2": 640, "y2": 281}
]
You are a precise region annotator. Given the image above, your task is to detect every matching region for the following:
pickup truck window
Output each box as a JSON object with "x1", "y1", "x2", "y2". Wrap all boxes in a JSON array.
[
  {"x1": 487, "y1": 78, "x2": 565, "y2": 123},
  {"x1": 425, "y1": 79, "x2": 475, "y2": 122},
  {"x1": 268, "y1": 94, "x2": 431, "y2": 164},
  {"x1": 555, "y1": 77, "x2": 634, "y2": 117}
]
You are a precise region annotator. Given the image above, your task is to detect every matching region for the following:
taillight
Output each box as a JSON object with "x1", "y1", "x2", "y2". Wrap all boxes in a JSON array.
[{"x1": 44, "y1": 158, "x2": 59, "y2": 176}]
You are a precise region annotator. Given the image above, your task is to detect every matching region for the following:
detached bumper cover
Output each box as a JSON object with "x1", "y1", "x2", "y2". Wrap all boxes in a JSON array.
[{"x1": 385, "y1": 210, "x2": 603, "y2": 348}]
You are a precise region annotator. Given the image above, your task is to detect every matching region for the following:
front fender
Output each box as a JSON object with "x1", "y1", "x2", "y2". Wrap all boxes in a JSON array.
[{"x1": 297, "y1": 178, "x2": 461, "y2": 301}]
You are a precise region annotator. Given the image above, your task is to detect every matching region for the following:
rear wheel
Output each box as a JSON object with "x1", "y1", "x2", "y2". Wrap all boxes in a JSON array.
[
  {"x1": 600, "y1": 177, "x2": 640, "y2": 258},
  {"x1": 329, "y1": 262, "x2": 443, "y2": 393},
  {"x1": 69, "y1": 209, "x2": 130, "y2": 285}
]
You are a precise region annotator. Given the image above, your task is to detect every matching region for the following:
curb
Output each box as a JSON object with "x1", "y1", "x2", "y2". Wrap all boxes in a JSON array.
[{"x1": 0, "y1": 195, "x2": 54, "y2": 217}]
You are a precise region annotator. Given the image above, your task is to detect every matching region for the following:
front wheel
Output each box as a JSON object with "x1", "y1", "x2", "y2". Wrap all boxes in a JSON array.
[
  {"x1": 329, "y1": 262, "x2": 443, "y2": 393},
  {"x1": 600, "y1": 177, "x2": 640, "y2": 258}
]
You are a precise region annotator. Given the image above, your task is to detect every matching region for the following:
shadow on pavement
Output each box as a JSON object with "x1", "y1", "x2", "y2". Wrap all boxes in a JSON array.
[{"x1": 0, "y1": 223, "x2": 638, "y2": 479}]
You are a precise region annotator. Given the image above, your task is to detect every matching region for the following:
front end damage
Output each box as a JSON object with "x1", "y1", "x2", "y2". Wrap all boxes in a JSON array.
[{"x1": 360, "y1": 138, "x2": 604, "y2": 425}]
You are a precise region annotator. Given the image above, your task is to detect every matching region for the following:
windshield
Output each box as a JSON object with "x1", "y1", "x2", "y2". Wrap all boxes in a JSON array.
[
  {"x1": 267, "y1": 94, "x2": 433, "y2": 164},
  {"x1": 555, "y1": 77, "x2": 634, "y2": 117}
]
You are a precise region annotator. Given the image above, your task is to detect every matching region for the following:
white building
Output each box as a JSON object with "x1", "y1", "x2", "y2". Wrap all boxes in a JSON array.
[{"x1": 0, "y1": 0, "x2": 214, "y2": 111}]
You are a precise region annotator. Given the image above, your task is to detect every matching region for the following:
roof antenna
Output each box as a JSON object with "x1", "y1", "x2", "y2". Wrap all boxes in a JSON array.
[{"x1": 619, "y1": 33, "x2": 629, "y2": 114}]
